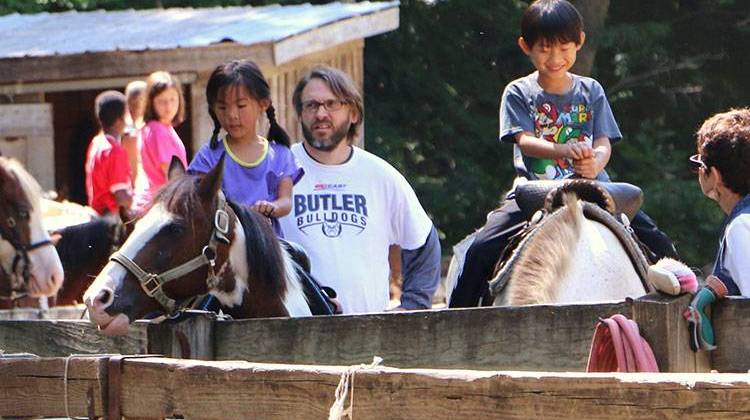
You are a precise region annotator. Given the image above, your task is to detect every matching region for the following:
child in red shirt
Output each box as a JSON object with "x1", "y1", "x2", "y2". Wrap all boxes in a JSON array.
[{"x1": 85, "y1": 90, "x2": 133, "y2": 215}]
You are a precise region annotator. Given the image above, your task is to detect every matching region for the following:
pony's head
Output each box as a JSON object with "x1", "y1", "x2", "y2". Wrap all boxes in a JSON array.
[
  {"x1": 84, "y1": 155, "x2": 303, "y2": 336},
  {"x1": 0, "y1": 157, "x2": 64, "y2": 298},
  {"x1": 84, "y1": 156, "x2": 231, "y2": 334}
]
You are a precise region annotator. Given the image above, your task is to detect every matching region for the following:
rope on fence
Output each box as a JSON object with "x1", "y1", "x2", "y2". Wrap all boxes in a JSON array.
[
  {"x1": 329, "y1": 356, "x2": 383, "y2": 420},
  {"x1": 64, "y1": 353, "x2": 92, "y2": 420}
]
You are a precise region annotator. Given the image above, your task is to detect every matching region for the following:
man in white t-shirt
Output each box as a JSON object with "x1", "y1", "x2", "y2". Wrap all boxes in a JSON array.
[{"x1": 279, "y1": 66, "x2": 441, "y2": 314}]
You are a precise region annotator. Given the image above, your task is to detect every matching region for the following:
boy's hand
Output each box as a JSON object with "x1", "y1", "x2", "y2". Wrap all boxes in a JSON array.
[
  {"x1": 572, "y1": 153, "x2": 605, "y2": 179},
  {"x1": 564, "y1": 142, "x2": 593, "y2": 160},
  {"x1": 251, "y1": 200, "x2": 277, "y2": 218}
]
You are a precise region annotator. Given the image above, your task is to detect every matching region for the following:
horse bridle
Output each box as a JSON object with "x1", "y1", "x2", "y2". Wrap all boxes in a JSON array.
[
  {"x1": 0, "y1": 212, "x2": 54, "y2": 299},
  {"x1": 109, "y1": 192, "x2": 232, "y2": 315}
]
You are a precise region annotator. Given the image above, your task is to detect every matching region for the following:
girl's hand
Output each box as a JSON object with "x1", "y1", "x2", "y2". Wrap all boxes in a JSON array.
[{"x1": 251, "y1": 200, "x2": 277, "y2": 218}]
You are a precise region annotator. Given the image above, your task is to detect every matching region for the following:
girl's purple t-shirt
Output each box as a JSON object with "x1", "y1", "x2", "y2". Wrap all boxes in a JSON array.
[{"x1": 187, "y1": 138, "x2": 304, "y2": 236}]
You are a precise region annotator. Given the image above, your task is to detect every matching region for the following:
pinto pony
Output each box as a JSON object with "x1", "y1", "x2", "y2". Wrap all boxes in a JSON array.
[
  {"x1": 84, "y1": 156, "x2": 311, "y2": 335},
  {"x1": 0, "y1": 156, "x2": 64, "y2": 302},
  {"x1": 446, "y1": 182, "x2": 652, "y2": 307}
]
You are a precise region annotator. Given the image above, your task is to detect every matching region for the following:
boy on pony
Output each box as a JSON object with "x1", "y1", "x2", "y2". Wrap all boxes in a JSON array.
[{"x1": 450, "y1": 0, "x2": 677, "y2": 307}]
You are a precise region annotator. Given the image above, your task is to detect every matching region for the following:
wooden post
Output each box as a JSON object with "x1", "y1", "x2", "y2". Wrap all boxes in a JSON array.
[
  {"x1": 710, "y1": 297, "x2": 750, "y2": 372},
  {"x1": 146, "y1": 310, "x2": 216, "y2": 360},
  {"x1": 632, "y1": 293, "x2": 711, "y2": 373}
]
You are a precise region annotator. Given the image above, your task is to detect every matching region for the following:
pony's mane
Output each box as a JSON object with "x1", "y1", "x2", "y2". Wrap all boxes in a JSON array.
[
  {"x1": 152, "y1": 176, "x2": 205, "y2": 221},
  {"x1": 228, "y1": 202, "x2": 288, "y2": 298},
  {"x1": 506, "y1": 193, "x2": 582, "y2": 305}
]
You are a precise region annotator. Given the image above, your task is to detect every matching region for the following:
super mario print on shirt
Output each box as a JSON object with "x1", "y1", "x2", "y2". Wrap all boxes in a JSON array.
[{"x1": 499, "y1": 72, "x2": 622, "y2": 180}]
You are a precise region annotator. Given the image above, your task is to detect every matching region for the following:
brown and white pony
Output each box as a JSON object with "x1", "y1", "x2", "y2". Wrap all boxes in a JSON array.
[
  {"x1": 0, "y1": 156, "x2": 64, "y2": 302},
  {"x1": 446, "y1": 193, "x2": 649, "y2": 306},
  {"x1": 84, "y1": 156, "x2": 310, "y2": 335}
]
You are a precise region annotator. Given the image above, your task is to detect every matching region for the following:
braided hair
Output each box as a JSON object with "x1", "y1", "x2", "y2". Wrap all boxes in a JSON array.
[{"x1": 206, "y1": 60, "x2": 290, "y2": 149}]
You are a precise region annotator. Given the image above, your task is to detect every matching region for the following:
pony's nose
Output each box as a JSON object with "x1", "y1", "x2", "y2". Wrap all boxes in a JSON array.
[{"x1": 86, "y1": 287, "x2": 115, "y2": 311}]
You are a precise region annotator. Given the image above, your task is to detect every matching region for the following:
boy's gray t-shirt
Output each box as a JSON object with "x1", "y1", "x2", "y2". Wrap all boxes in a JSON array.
[{"x1": 500, "y1": 72, "x2": 622, "y2": 181}]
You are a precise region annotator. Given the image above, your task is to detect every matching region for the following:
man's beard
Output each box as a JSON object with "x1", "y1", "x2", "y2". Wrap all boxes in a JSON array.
[{"x1": 302, "y1": 120, "x2": 351, "y2": 152}]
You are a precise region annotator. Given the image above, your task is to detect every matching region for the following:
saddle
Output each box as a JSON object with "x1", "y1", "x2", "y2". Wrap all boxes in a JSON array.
[
  {"x1": 515, "y1": 179, "x2": 643, "y2": 222},
  {"x1": 487, "y1": 182, "x2": 652, "y2": 300}
]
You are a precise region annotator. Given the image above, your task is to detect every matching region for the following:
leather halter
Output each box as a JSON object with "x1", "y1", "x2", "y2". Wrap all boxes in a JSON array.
[
  {"x1": 109, "y1": 192, "x2": 231, "y2": 315},
  {"x1": 0, "y1": 216, "x2": 54, "y2": 299}
]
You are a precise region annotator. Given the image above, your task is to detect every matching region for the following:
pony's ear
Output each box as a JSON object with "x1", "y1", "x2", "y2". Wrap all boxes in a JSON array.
[
  {"x1": 197, "y1": 153, "x2": 225, "y2": 202},
  {"x1": 167, "y1": 155, "x2": 186, "y2": 181}
]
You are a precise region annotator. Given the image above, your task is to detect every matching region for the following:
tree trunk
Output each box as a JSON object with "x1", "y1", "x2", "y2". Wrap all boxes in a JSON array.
[{"x1": 570, "y1": 0, "x2": 610, "y2": 76}]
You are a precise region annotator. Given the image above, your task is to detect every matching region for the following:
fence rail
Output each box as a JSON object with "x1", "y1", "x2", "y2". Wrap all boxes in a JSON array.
[
  {"x1": 3, "y1": 355, "x2": 750, "y2": 419},
  {"x1": 2, "y1": 293, "x2": 748, "y2": 373}
]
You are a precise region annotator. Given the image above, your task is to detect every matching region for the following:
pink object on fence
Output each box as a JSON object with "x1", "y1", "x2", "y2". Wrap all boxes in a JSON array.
[{"x1": 586, "y1": 314, "x2": 659, "y2": 373}]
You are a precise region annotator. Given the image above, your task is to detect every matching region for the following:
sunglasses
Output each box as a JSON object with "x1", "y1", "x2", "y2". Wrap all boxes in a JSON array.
[{"x1": 689, "y1": 154, "x2": 708, "y2": 174}]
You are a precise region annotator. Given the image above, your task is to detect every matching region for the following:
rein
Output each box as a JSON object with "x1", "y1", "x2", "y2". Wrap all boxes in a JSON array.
[{"x1": 109, "y1": 192, "x2": 232, "y2": 315}]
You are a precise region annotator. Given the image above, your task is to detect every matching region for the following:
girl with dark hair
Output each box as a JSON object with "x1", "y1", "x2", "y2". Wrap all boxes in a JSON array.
[{"x1": 188, "y1": 59, "x2": 302, "y2": 236}]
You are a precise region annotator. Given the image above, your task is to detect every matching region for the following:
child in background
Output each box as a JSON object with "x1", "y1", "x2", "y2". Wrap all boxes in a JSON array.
[
  {"x1": 188, "y1": 59, "x2": 302, "y2": 236},
  {"x1": 85, "y1": 90, "x2": 133, "y2": 215},
  {"x1": 133, "y1": 71, "x2": 187, "y2": 211},
  {"x1": 123, "y1": 80, "x2": 146, "y2": 186},
  {"x1": 450, "y1": 0, "x2": 677, "y2": 307}
]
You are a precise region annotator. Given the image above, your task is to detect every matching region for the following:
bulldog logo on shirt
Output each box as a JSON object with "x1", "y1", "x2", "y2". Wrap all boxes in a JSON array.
[{"x1": 294, "y1": 193, "x2": 368, "y2": 237}]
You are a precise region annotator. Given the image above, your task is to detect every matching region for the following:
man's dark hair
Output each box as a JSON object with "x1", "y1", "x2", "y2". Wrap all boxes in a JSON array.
[
  {"x1": 95, "y1": 90, "x2": 127, "y2": 130},
  {"x1": 521, "y1": 0, "x2": 584, "y2": 48},
  {"x1": 696, "y1": 108, "x2": 750, "y2": 196}
]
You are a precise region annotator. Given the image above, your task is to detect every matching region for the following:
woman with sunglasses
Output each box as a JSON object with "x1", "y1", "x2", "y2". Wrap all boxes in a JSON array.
[{"x1": 692, "y1": 108, "x2": 750, "y2": 296}]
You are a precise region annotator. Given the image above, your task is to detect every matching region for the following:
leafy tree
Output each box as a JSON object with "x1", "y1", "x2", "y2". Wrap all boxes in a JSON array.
[{"x1": 365, "y1": 0, "x2": 750, "y2": 268}]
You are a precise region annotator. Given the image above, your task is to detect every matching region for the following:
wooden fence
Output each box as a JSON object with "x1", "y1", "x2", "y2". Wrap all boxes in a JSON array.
[
  {"x1": 3, "y1": 355, "x2": 750, "y2": 419},
  {"x1": 3, "y1": 293, "x2": 746, "y2": 373}
]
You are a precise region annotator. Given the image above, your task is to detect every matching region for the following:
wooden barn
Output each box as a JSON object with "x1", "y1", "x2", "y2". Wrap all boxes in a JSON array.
[{"x1": 0, "y1": 1, "x2": 398, "y2": 202}]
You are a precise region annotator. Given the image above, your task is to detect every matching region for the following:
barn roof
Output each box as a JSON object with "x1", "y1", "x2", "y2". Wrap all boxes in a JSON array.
[{"x1": 0, "y1": 1, "x2": 398, "y2": 60}]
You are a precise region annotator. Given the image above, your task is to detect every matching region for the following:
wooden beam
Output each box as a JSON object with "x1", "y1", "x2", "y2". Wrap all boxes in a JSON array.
[
  {"x1": 0, "y1": 304, "x2": 88, "y2": 320},
  {"x1": 273, "y1": 6, "x2": 398, "y2": 65},
  {"x1": 710, "y1": 297, "x2": 750, "y2": 372},
  {"x1": 0, "y1": 355, "x2": 108, "y2": 418},
  {"x1": 0, "y1": 72, "x2": 197, "y2": 96},
  {"x1": 632, "y1": 293, "x2": 711, "y2": 373},
  {"x1": 214, "y1": 302, "x2": 630, "y2": 371},
  {"x1": 115, "y1": 357, "x2": 750, "y2": 419},
  {"x1": 0, "y1": 319, "x2": 148, "y2": 356},
  {"x1": 0, "y1": 43, "x2": 274, "y2": 85}
]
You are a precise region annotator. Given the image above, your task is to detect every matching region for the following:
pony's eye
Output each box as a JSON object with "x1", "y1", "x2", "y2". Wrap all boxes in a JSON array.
[{"x1": 165, "y1": 223, "x2": 185, "y2": 235}]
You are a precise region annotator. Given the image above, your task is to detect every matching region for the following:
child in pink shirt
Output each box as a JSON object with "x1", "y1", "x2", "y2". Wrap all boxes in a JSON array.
[{"x1": 133, "y1": 71, "x2": 187, "y2": 211}]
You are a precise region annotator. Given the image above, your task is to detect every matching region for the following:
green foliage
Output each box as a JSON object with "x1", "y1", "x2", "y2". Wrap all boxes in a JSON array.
[
  {"x1": 365, "y1": 0, "x2": 528, "y2": 246},
  {"x1": 365, "y1": 0, "x2": 750, "y2": 267}
]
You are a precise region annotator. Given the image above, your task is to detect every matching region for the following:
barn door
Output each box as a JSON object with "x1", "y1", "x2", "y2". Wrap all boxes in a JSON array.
[{"x1": 0, "y1": 104, "x2": 55, "y2": 191}]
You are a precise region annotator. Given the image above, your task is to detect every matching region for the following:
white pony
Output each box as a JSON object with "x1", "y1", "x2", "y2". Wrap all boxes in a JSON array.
[{"x1": 445, "y1": 192, "x2": 649, "y2": 307}]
